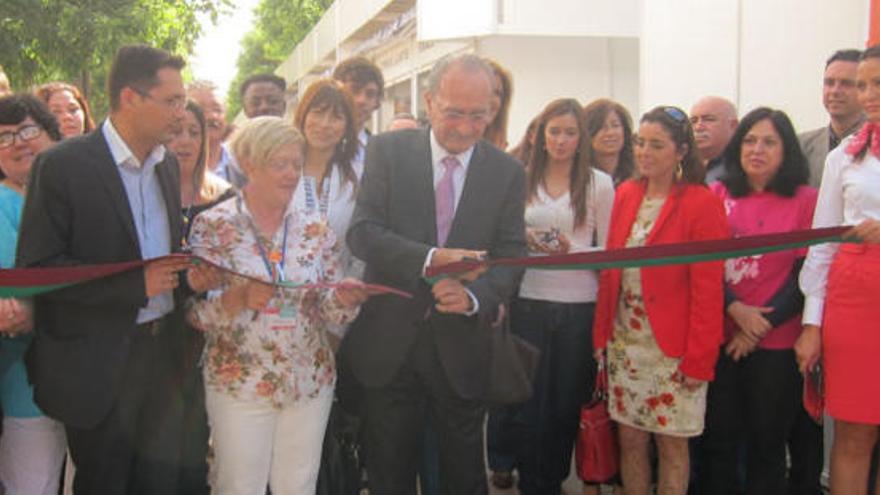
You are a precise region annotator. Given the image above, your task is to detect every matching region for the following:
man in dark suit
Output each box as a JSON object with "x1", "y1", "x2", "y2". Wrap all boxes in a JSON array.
[
  {"x1": 16, "y1": 45, "x2": 195, "y2": 494},
  {"x1": 342, "y1": 54, "x2": 526, "y2": 494}
]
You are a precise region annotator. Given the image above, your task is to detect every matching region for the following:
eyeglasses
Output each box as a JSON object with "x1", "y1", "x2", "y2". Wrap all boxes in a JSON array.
[
  {"x1": 134, "y1": 89, "x2": 186, "y2": 111},
  {"x1": 662, "y1": 106, "x2": 688, "y2": 123},
  {"x1": 0, "y1": 124, "x2": 43, "y2": 150}
]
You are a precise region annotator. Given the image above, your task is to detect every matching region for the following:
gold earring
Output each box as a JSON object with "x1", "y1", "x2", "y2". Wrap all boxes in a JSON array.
[{"x1": 676, "y1": 161, "x2": 684, "y2": 180}]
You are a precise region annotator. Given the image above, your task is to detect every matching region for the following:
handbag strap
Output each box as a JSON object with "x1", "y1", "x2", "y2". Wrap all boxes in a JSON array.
[{"x1": 592, "y1": 353, "x2": 609, "y2": 401}]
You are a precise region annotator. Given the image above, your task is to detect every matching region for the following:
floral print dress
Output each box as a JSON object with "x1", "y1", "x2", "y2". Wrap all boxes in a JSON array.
[
  {"x1": 607, "y1": 197, "x2": 708, "y2": 437},
  {"x1": 187, "y1": 194, "x2": 359, "y2": 409}
]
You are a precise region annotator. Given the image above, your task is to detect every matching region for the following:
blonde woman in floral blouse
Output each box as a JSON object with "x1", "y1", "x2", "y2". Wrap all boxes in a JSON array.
[{"x1": 187, "y1": 117, "x2": 367, "y2": 495}]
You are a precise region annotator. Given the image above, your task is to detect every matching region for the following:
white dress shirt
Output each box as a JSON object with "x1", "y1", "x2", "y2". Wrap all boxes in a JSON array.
[{"x1": 800, "y1": 135, "x2": 880, "y2": 325}]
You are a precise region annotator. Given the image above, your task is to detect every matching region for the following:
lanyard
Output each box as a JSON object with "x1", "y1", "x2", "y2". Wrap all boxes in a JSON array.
[
  {"x1": 238, "y1": 195, "x2": 290, "y2": 282},
  {"x1": 302, "y1": 175, "x2": 331, "y2": 218}
]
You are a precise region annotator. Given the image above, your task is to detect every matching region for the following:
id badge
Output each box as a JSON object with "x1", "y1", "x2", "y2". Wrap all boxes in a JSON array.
[{"x1": 263, "y1": 306, "x2": 296, "y2": 332}]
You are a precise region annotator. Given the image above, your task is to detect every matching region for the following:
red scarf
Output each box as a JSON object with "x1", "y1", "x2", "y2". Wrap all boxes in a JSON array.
[{"x1": 845, "y1": 122, "x2": 880, "y2": 159}]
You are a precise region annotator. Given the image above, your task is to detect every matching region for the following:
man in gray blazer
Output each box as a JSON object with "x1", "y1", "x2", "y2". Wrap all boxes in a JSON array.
[
  {"x1": 799, "y1": 49, "x2": 864, "y2": 188},
  {"x1": 342, "y1": 54, "x2": 526, "y2": 494}
]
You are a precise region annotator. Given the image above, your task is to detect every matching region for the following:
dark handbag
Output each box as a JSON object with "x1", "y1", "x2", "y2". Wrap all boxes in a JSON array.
[
  {"x1": 315, "y1": 400, "x2": 365, "y2": 495},
  {"x1": 576, "y1": 356, "x2": 619, "y2": 483},
  {"x1": 487, "y1": 305, "x2": 540, "y2": 405}
]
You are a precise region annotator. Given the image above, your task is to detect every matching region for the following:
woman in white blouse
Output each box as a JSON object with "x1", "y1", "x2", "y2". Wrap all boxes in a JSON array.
[
  {"x1": 492, "y1": 98, "x2": 615, "y2": 494},
  {"x1": 796, "y1": 45, "x2": 880, "y2": 493},
  {"x1": 293, "y1": 78, "x2": 363, "y2": 345},
  {"x1": 187, "y1": 117, "x2": 367, "y2": 495}
]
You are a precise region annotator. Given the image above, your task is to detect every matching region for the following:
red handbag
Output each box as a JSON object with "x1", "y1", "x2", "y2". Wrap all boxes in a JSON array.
[
  {"x1": 575, "y1": 356, "x2": 619, "y2": 483},
  {"x1": 803, "y1": 363, "x2": 824, "y2": 424}
]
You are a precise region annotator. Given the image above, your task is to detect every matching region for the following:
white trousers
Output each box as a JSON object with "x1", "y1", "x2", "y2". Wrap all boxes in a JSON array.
[
  {"x1": 0, "y1": 416, "x2": 67, "y2": 495},
  {"x1": 205, "y1": 388, "x2": 333, "y2": 495}
]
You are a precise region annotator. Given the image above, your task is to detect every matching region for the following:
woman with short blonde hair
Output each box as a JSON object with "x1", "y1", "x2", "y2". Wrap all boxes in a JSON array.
[{"x1": 188, "y1": 116, "x2": 368, "y2": 494}]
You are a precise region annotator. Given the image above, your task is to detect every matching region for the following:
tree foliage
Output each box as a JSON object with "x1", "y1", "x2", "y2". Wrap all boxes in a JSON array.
[
  {"x1": 0, "y1": 0, "x2": 229, "y2": 119},
  {"x1": 225, "y1": 0, "x2": 332, "y2": 117}
]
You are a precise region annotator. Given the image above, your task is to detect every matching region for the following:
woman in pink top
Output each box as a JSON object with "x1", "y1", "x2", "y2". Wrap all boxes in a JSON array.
[{"x1": 702, "y1": 108, "x2": 817, "y2": 494}]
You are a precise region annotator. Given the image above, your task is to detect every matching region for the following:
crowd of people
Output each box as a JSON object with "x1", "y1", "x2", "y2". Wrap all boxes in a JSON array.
[{"x1": 0, "y1": 40, "x2": 878, "y2": 495}]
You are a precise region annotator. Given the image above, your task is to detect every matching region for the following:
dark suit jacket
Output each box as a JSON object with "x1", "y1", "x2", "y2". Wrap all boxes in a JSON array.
[
  {"x1": 342, "y1": 128, "x2": 526, "y2": 401},
  {"x1": 594, "y1": 180, "x2": 728, "y2": 381},
  {"x1": 16, "y1": 128, "x2": 183, "y2": 429}
]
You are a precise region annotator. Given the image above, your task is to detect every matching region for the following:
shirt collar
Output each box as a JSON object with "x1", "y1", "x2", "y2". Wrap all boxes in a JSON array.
[
  {"x1": 829, "y1": 115, "x2": 867, "y2": 141},
  {"x1": 429, "y1": 129, "x2": 475, "y2": 173},
  {"x1": 102, "y1": 119, "x2": 166, "y2": 171},
  {"x1": 358, "y1": 129, "x2": 369, "y2": 148}
]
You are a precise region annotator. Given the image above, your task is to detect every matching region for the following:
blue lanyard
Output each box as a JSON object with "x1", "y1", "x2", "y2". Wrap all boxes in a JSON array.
[
  {"x1": 252, "y1": 217, "x2": 288, "y2": 282},
  {"x1": 302, "y1": 175, "x2": 331, "y2": 218},
  {"x1": 238, "y1": 195, "x2": 289, "y2": 282}
]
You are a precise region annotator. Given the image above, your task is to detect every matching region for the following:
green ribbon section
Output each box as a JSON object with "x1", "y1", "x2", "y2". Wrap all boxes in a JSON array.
[{"x1": 426, "y1": 226, "x2": 853, "y2": 281}]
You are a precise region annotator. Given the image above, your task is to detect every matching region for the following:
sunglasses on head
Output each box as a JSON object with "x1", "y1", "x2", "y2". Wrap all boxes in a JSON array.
[{"x1": 662, "y1": 106, "x2": 687, "y2": 124}]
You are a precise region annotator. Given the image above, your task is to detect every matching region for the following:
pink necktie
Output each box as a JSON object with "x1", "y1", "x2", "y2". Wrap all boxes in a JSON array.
[{"x1": 435, "y1": 156, "x2": 460, "y2": 246}]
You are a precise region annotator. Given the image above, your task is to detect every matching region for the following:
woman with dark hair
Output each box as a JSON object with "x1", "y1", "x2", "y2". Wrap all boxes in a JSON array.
[
  {"x1": 0, "y1": 94, "x2": 65, "y2": 493},
  {"x1": 594, "y1": 106, "x2": 728, "y2": 495},
  {"x1": 583, "y1": 99, "x2": 636, "y2": 186},
  {"x1": 169, "y1": 100, "x2": 234, "y2": 232},
  {"x1": 796, "y1": 44, "x2": 880, "y2": 493},
  {"x1": 166, "y1": 99, "x2": 233, "y2": 494},
  {"x1": 35, "y1": 82, "x2": 95, "y2": 138},
  {"x1": 483, "y1": 59, "x2": 513, "y2": 150},
  {"x1": 700, "y1": 107, "x2": 817, "y2": 494},
  {"x1": 293, "y1": 78, "x2": 362, "y2": 343},
  {"x1": 494, "y1": 98, "x2": 614, "y2": 494}
]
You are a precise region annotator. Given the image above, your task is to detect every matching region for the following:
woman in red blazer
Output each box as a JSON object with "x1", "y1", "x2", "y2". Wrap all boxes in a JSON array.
[{"x1": 594, "y1": 106, "x2": 729, "y2": 495}]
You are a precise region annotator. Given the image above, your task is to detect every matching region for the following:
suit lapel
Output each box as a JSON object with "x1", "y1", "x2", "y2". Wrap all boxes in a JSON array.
[
  {"x1": 415, "y1": 129, "x2": 439, "y2": 246},
  {"x1": 646, "y1": 184, "x2": 683, "y2": 244},
  {"x1": 613, "y1": 181, "x2": 644, "y2": 248},
  {"x1": 155, "y1": 156, "x2": 182, "y2": 251},
  {"x1": 87, "y1": 131, "x2": 140, "y2": 250}
]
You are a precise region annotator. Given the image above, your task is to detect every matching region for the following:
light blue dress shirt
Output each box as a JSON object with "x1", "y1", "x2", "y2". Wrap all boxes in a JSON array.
[{"x1": 102, "y1": 120, "x2": 173, "y2": 323}]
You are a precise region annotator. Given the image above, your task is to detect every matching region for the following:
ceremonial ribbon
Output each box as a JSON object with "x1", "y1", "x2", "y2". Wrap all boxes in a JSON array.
[
  {"x1": 0, "y1": 255, "x2": 412, "y2": 299},
  {"x1": 426, "y1": 226, "x2": 853, "y2": 279},
  {"x1": 0, "y1": 226, "x2": 855, "y2": 298}
]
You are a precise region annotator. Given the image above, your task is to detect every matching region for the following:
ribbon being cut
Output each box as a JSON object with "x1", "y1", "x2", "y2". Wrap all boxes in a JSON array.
[
  {"x1": 0, "y1": 254, "x2": 412, "y2": 299},
  {"x1": 427, "y1": 225, "x2": 854, "y2": 279},
  {"x1": 0, "y1": 226, "x2": 854, "y2": 298}
]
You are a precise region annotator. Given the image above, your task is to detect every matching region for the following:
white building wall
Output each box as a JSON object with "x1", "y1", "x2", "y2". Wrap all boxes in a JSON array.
[
  {"x1": 417, "y1": 0, "x2": 641, "y2": 40},
  {"x1": 639, "y1": 0, "x2": 740, "y2": 115},
  {"x1": 640, "y1": 0, "x2": 869, "y2": 133},
  {"x1": 739, "y1": 0, "x2": 869, "y2": 131},
  {"x1": 418, "y1": 0, "x2": 497, "y2": 40},
  {"x1": 497, "y1": 0, "x2": 640, "y2": 37},
  {"x1": 479, "y1": 35, "x2": 640, "y2": 148}
]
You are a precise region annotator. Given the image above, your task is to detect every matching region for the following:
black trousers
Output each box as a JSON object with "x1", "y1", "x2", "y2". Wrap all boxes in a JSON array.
[
  {"x1": 172, "y1": 325, "x2": 210, "y2": 495},
  {"x1": 700, "y1": 348, "x2": 801, "y2": 495},
  {"x1": 359, "y1": 325, "x2": 487, "y2": 495},
  {"x1": 65, "y1": 322, "x2": 183, "y2": 495},
  {"x1": 495, "y1": 299, "x2": 595, "y2": 495}
]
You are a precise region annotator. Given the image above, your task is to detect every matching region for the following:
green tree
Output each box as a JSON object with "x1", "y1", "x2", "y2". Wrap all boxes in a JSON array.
[
  {"x1": 226, "y1": 0, "x2": 332, "y2": 117},
  {"x1": 0, "y1": 0, "x2": 229, "y2": 119}
]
